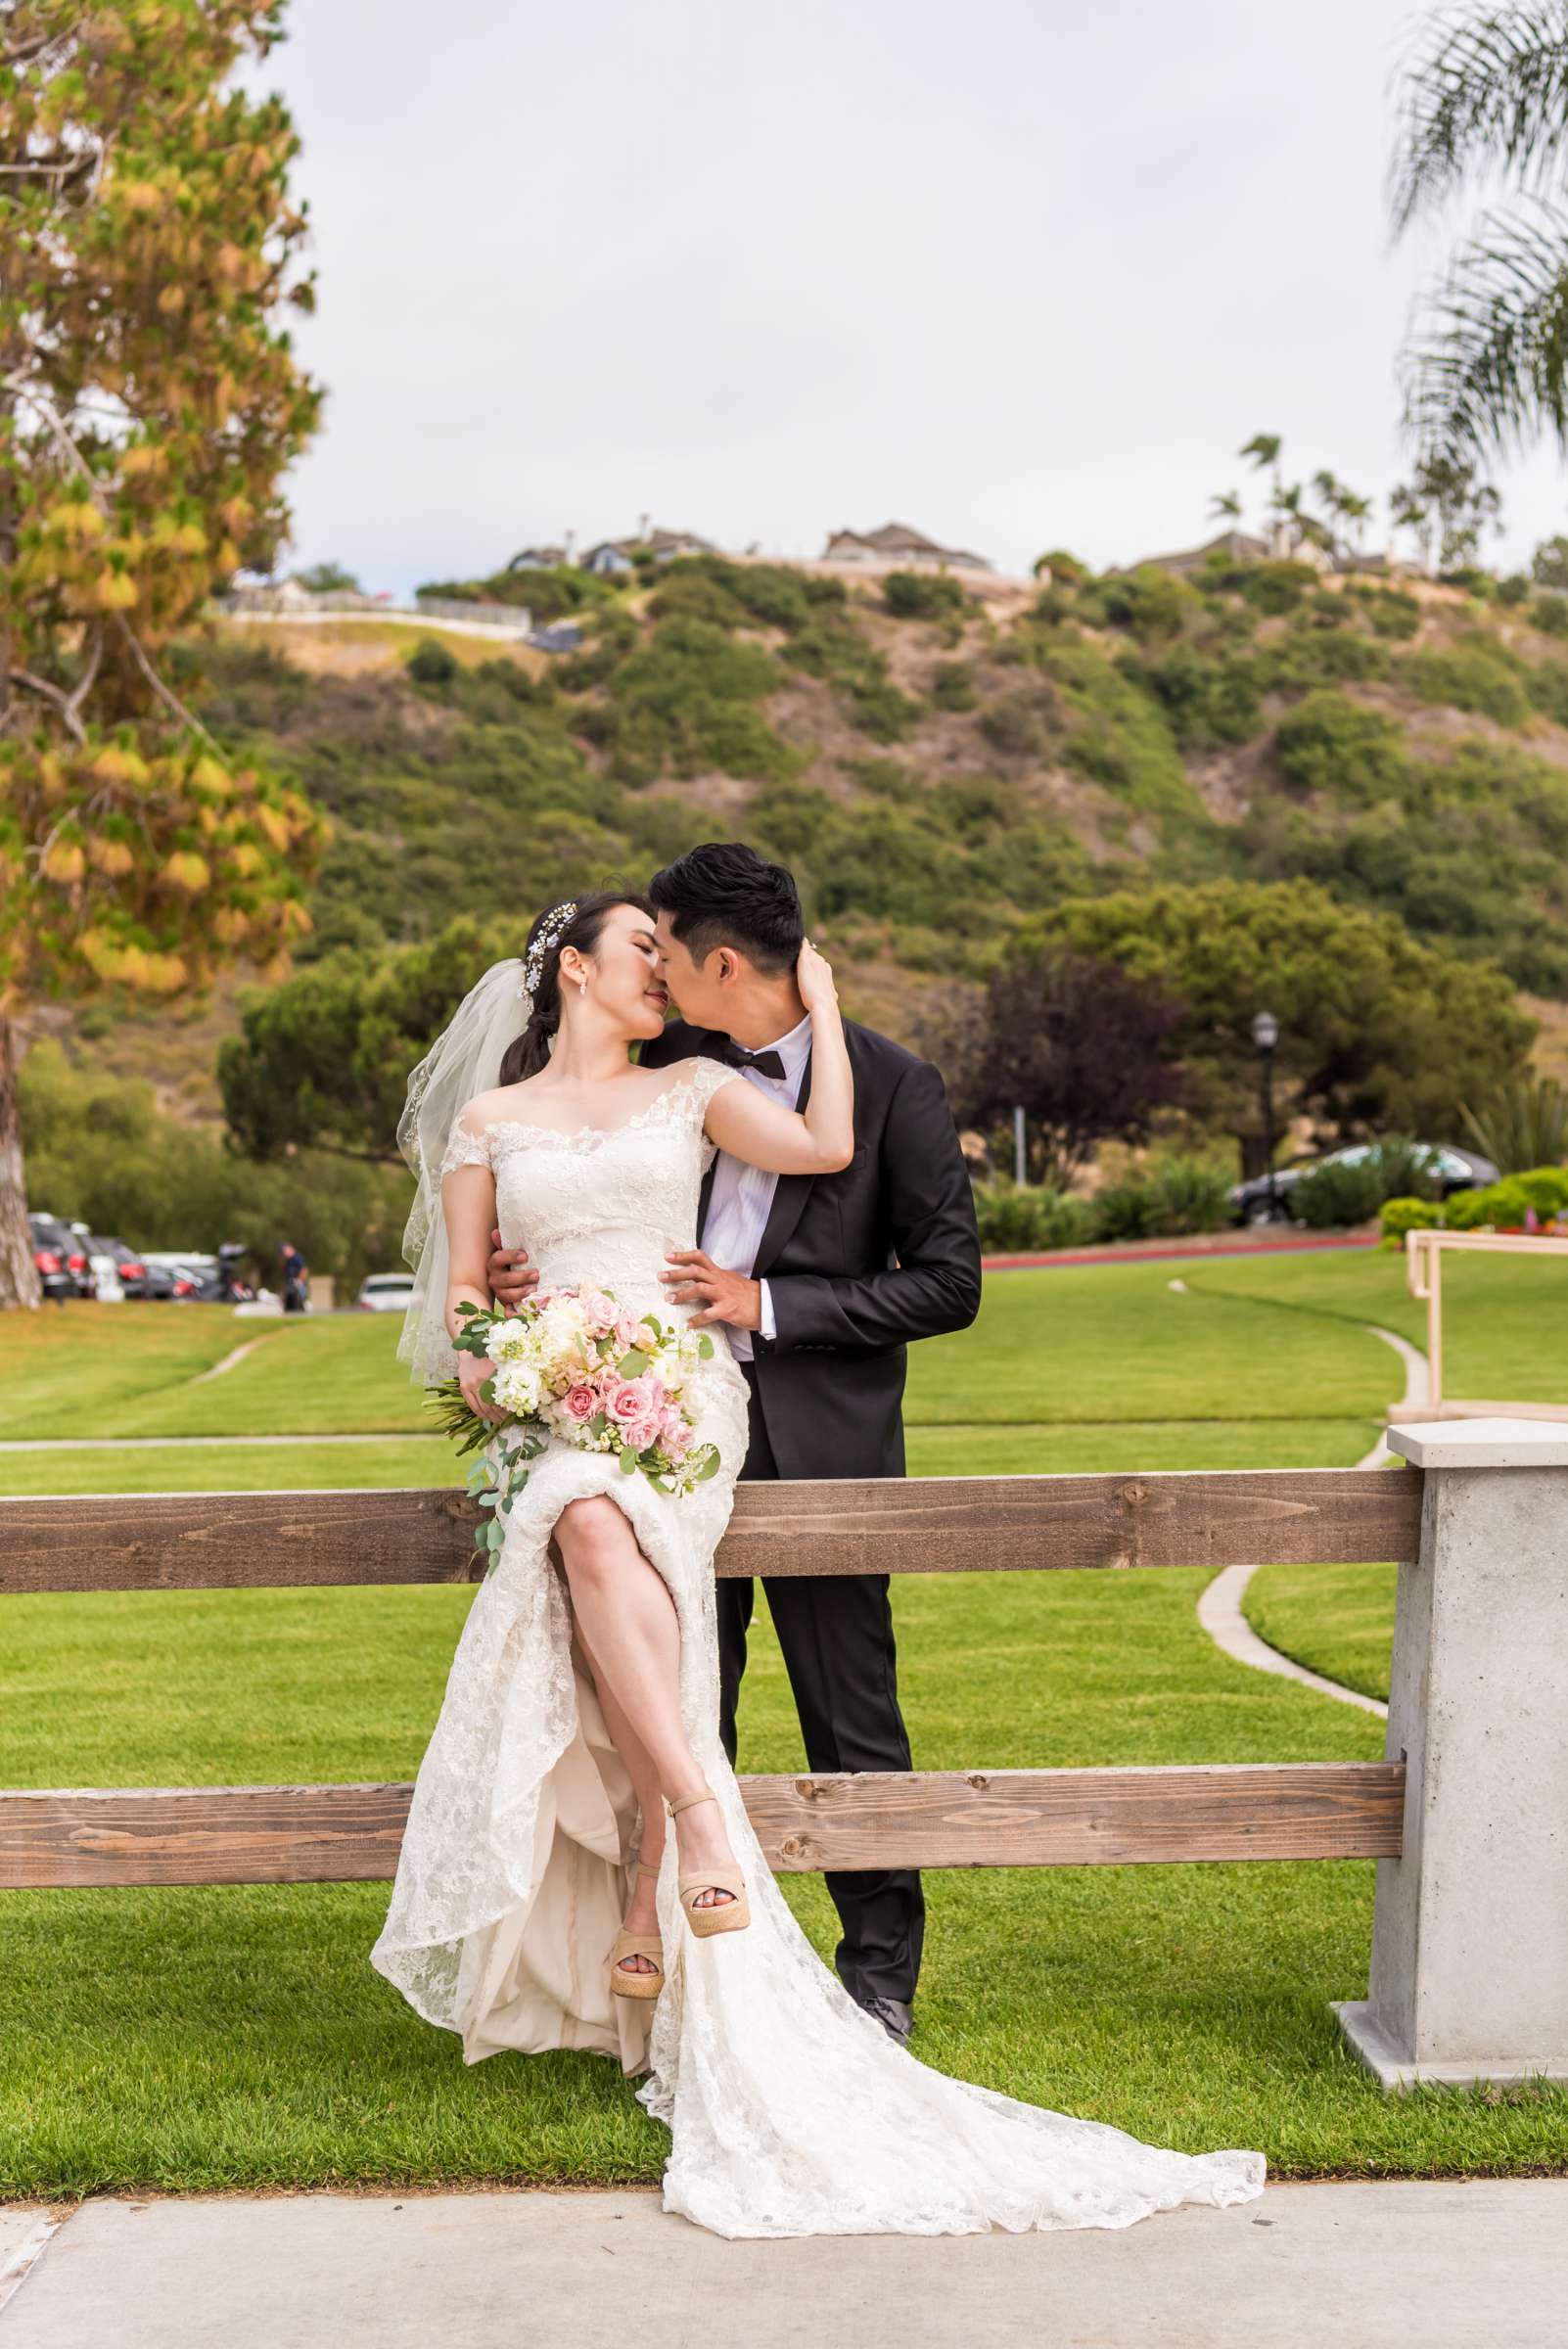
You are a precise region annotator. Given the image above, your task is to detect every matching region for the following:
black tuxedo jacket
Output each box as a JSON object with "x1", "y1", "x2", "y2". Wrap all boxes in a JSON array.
[{"x1": 643, "y1": 1017, "x2": 981, "y2": 1481}]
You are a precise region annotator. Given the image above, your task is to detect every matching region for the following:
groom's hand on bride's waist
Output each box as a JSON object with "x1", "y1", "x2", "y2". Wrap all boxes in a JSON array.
[
  {"x1": 660, "y1": 1248, "x2": 761, "y2": 1331},
  {"x1": 487, "y1": 1229, "x2": 540, "y2": 1311}
]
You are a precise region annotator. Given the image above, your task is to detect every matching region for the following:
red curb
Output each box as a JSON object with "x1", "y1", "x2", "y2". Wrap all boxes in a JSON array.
[{"x1": 982, "y1": 1231, "x2": 1383, "y2": 1272}]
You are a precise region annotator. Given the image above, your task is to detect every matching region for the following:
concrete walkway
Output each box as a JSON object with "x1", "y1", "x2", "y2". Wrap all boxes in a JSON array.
[
  {"x1": 3, "y1": 2182, "x2": 1564, "y2": 2347},
  {"x1": 1194, "y1": 1320, "x2": 1431, "y2": 1720}
]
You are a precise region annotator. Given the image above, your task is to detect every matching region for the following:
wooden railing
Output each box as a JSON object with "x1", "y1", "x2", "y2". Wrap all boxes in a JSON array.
[
  {"x1": 7, "y1": 1437, "x2": 1563, "y2": 2093},
  {"x1": 1402, "y1": 1227, "x2": 1568, "y2": 1422},
  {"x1": 0, "y1": 1469, "x2": 1419, "y2": 1887}
]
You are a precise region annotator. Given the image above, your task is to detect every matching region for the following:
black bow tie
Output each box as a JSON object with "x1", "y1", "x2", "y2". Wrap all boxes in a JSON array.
[{"x1": 721, "y1": 1042, "x2": 788, "y2": 1081}]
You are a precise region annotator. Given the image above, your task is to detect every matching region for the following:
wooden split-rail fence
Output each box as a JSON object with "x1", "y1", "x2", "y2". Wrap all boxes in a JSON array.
[{"x1": 7, "y1": 1433, "x2": 1566, "y2": 2095}]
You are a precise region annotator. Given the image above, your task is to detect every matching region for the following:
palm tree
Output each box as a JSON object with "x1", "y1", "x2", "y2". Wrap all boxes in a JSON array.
[
  {"x1": 1239, "y1": 435, "x2": 1283, "y2": 542},
  {"x1": 1391, "y1": 6, "x2": 1568, "y2": 466},
  {"x1": 1209, "y1": 488, "x2": 1243, "y2": 527},
  {"x1": 1337, "y1": 489, "x2": 1375, "y2": 572},
  {"x1": 1269, "y1": 480, "x2": 1308, "y2": 557}
]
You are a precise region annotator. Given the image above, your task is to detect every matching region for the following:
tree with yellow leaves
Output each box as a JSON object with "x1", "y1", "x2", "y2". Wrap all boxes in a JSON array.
[{"x1": 0, "y1": 1, "x2": 325, "y2": 1305}]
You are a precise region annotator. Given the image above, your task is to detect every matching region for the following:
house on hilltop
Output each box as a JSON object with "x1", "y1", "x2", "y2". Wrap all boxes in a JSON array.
[
  {"x1": 822, "y1": 522, "x2": 992, "y2": 573},
  {"x1": 506, "y1": 543, "x2": 570, "y2": 572},
  {"x1": 1125, "y1": 526, "x2": 1332, "y2": 578},
  {"x1": 582, "y1": 526, "x2": 718, "y2": 576}
]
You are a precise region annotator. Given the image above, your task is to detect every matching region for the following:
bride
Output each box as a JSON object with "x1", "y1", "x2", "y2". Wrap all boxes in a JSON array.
[{"x1": 373, "y1": 889, "x2": 1266, "y2": 2239}]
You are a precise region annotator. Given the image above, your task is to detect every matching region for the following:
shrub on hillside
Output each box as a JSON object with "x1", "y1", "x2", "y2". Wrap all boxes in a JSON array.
[
  {"x1": 882, "y1": 571, "x2": 970, "y2": 620},
  {"x1": 1346, "y1": 585, "x2": 1421, "y2": 639},
  {"x1": 1272, "y1": 691, "x2": 1406, "y2": 803},
  {"x1": 980, "y1": 696, "x2": 1049, "y2": 757},
  {"x1": 1255, "y1": 624, "x2": 1390, "y2": 691},
  {"x1": 1530, "y1": 593, "x2": 1568, "y2": 638},
  {"x1": 1234, "y1": 561, "x2": 1318, "y2": 617},
  {"x1": 1078, "y1": 564, "x2": 1194, "y2": 638},
  {"x1": 930, "y1": 661, "x2": 977, "y2": 712},
  {"x1": 407, "y1": 636, "x2": 458, "y2": 685},
  {"x1": 1133, "y1": 643, "x2": 1262, "y2": 749},
  {"x1": 849, "y1": 678, "x2": 920, "y2": 741},
  {"x1": 1038, "y1": 640, "x2": 1199, "y2": 818},
  {"x1": 1405, "y1": 646, "x2": 1532, "y2": 729}
]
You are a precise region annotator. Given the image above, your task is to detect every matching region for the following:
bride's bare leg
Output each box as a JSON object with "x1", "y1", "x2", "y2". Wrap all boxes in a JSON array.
[
  {"x1": 572, "y1": 1614, "x2": 665, "y2": 1966},
  {"x1": 556, "y1": 1497, "x2": 738, "y2": 1909}
]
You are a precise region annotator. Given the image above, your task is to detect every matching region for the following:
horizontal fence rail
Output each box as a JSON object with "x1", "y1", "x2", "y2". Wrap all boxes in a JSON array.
[
  {"x1": 0, "y1": 1473, "x2": 1418, "y2": 1890},
  {"x1": 0, "y1": 1469, "x2": 1424, "y2": 1596},
  {"x1": 0, "y1": 1765, "x2": 1407, "y2": 1889}
]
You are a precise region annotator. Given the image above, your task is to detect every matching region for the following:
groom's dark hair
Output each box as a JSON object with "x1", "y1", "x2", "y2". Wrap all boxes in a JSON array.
[{"x1": 648, "y1": 842, "x2": 805, "y2": 976}]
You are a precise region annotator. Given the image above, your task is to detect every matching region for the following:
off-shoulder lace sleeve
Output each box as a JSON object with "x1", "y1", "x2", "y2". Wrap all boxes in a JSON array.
[
  {"x1": 681, "y1": 1055, "x2": 746, "y2": 1123},
  {"x1": 439, "y1": 1115, "x2": 493, "y2": 1176}
]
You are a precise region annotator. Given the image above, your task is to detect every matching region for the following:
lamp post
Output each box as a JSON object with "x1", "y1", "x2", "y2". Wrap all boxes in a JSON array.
[{"x1": 1251, "y1": 1010, "x2": 1279, "y2": 1221}]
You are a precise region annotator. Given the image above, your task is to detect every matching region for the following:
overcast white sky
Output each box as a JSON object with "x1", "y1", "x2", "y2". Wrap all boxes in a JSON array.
[{"x1": 263, "y1": 0, "x2": 1568, "y2": 593}]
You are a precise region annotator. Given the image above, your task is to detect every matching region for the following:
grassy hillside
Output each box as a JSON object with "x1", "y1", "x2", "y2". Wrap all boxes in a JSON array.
[{"x1": 75, "y1": 551, "x2": 1568, "y2": 1106}]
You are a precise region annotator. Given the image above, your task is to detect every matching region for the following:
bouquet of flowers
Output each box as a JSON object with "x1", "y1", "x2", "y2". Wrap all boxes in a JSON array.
[{"x1": 427, "y1": 1288, "x2": 722, "y2": 1571}]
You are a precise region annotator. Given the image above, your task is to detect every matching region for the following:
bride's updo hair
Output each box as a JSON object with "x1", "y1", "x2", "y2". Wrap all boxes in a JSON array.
[{"x1": 498, "y1": 889, "x2": 655, "y2": 1083}]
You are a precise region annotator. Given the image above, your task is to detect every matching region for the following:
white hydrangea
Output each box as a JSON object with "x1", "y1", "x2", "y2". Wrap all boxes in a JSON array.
[
  {"x1": 485, "y1": 1317, "x2": 537, "y2": 1364},
  {"x1": 490, "y1": 1359, "x2": 542, "y2": 1417}
]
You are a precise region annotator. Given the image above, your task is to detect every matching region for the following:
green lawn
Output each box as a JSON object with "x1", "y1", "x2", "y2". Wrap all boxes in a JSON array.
[
  {"x1": 3, "y1": 1256, "x2": 1565, "y2": 2194},
  {"x1": 1243, "y1": 1562, "x2": 1399, "y2": 1706},
  {"x1": 1184, "y1": 1244, "x2": 1568, "y2": 1410}
]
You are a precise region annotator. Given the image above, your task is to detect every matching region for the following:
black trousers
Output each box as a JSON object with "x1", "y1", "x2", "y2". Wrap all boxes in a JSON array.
[{"x1": 722, "y1": 1361, "x2": 925, "y2": 2006}]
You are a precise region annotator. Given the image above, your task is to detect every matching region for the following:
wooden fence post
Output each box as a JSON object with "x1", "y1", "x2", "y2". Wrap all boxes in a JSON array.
[{"x1": 1334, "y1": 1419, "x2": 1568, "y2": 2088}]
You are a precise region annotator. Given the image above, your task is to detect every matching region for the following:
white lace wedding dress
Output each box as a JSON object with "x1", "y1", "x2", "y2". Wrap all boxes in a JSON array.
[{"x1": 372, "y1": 1057, "x2": 1266, "y2": 2237}]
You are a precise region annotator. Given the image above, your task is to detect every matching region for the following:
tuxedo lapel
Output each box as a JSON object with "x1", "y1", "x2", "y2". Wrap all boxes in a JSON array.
[{"x1": 753, "y1": 1045, "x2": 815, "y2": 1276}]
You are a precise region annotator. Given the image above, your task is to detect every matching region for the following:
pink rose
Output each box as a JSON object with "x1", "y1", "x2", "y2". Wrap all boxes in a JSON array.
[
  {"x1": 614, "y1": 1312, "x2": 643, "y2": 1350},
  {"x1": 606, "y1": 1375, "x2": 656, "y2": 1426},
  {"x1": 562, "y1": 1384, "x2": 598, "y2": 1422},
  {"x1": 621, "y1": 1417, "x2": 660, "y2": 1456},
  {"x1": 580, "y1": 1289, "x2": 618, "y2": 1334}
]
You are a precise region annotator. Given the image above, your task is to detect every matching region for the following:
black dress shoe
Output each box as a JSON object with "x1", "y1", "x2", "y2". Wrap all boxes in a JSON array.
[{"x1": 853, "y1": 1992, "x2": 913, "y2": 2047}]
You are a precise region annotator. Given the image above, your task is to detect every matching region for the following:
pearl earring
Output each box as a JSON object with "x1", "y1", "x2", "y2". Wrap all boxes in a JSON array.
[{"x1": 578, "y1": 976, "x2": 588, "y2": 996}]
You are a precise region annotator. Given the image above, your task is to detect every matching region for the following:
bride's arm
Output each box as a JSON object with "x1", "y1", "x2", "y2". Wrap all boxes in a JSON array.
[
  {"x1": 700, "y1": 942, "x2": 853, "y2": 1174},
  {"x1": 441, "y1": 1120, "x2": 507, "y2": 1421}
]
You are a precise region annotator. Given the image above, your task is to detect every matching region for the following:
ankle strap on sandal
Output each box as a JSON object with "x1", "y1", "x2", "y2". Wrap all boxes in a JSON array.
[{"x1": 667, "y1": 1786, "x2": 716, "y2": 1819}]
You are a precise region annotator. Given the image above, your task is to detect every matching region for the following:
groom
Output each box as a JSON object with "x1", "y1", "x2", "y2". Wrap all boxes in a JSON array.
[{"x1": 488, "y1": 842, "x2": 981, "y2": 2044}]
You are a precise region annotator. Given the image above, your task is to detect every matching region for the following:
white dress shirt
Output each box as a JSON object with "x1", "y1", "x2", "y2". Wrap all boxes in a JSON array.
[{"x1": 701, "y1": 1011, "x2": 813, "y2": 1360}]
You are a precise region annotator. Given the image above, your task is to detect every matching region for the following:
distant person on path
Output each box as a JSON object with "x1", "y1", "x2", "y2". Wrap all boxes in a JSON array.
[{"x1": 279, "y1": 1240, "x2": 308, "y2": 1313}]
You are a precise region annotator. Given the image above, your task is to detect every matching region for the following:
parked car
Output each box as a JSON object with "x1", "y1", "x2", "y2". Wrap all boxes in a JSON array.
[
  {"x1": 140, "y1": 1251, "x2": 210, "y2": 1301},
  {"x1": 355, "y1": 1272, "x2": 416, "y2": 1313},
  {"x1": 28, "y1": 1212, "x2": 92, "y2": 1299},
  {"x1": 139, "y1": 1247, "x2": 255, "y2": 1304},
  {"x1": 79, "y1": 1229, "x2": 149, "y2": 1299},
  {"x1": 1228, "y1": 1142, "x2": 1499, "y2": 1226}
]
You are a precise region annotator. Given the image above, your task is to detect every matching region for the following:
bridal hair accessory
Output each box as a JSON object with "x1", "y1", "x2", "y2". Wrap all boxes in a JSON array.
[
  {"x1": 396, "y1": 958, "x2": 530, "y2": 1387},
  {"x1": 518, "y1": 899, "x2": 578, "y2": 1010}
]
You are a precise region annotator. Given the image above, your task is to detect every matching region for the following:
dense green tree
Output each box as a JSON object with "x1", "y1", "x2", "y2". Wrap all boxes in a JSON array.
[
  {"x1": 0, "y1": 1, "x2": 324, "y2": 1305},
  {"x1": 218, "y1": 916, "x2": 510, "y2": 1161},
  {"x1": 1013, "y1": 879, "x2": 1537, "y2": 1149}
]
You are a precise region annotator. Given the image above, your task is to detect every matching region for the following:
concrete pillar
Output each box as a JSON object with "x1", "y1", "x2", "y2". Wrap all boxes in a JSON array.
[{"x1": 1334, "y1": 1418, "x2": 1568, "y2": 2089}]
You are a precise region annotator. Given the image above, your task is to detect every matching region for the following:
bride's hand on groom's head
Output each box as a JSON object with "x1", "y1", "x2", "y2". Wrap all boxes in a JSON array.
[
  {"x1": 486, "y1": 1228, "x2": 539, "y2": 1312},
  {"x1": 796, "y1": 939, "x2": 838, "y2": 1014}
]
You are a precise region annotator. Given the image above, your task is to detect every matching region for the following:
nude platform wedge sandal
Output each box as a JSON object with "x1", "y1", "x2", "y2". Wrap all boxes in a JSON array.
[
  {"x1": 609, "y1": 1859, "x2": 666, "y2": 2001},
  {"x1": 667, "y1": 1787, "x2": 751, "y2": 1939}
]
